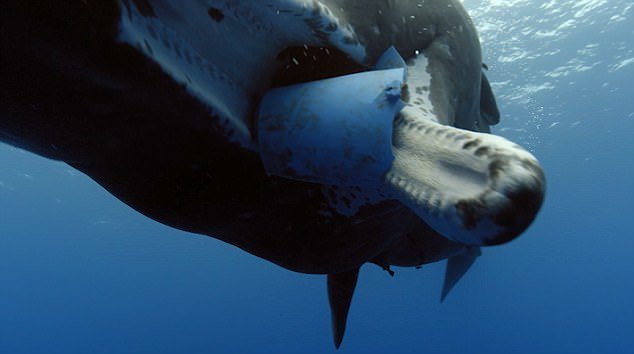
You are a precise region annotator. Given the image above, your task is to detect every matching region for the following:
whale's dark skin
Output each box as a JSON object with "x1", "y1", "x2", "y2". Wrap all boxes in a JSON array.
[{"x1": 1, "y1": 0, "x2": 485, "y2": 274}]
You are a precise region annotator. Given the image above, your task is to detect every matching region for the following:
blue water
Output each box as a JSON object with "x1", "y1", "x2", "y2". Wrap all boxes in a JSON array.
[{"x1": 1, "y1": 1, "x2": 633, "y2": 353}]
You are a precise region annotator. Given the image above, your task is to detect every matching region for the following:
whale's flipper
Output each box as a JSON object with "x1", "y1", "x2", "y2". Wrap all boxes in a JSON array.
[
  {"x1": 327, "y1": 268, "x2": 360, "y2": 349},
  {"x1": 441, "y1": 247, "x2": 481, "y2": 302}
]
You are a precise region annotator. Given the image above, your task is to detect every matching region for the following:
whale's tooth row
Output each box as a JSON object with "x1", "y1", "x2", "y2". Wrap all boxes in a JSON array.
[
  {"x1": 384, "y1": 171, "x2": 446, "y2": 217},
  {"x1": 394, "y1": 113, "x2": 472, "y2": 145}
]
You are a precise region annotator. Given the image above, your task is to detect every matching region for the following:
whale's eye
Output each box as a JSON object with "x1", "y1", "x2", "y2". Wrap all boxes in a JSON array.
[{"x1": 271, "y1": 46, "x2": 366, "y2": 88}]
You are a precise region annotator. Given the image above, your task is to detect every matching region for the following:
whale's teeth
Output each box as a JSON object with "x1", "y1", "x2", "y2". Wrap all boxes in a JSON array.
[{"x1": 404, "y1": 181, "x2": 416, "y2": 196}]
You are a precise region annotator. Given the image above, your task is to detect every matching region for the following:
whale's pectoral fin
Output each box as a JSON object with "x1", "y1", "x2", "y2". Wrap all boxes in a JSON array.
[
  {"x1": 441, "y1": 247, "x2": 481, "y2": 302},
  {"x1": 327, "y1": 268, "x2": 360, "y2": 349}
]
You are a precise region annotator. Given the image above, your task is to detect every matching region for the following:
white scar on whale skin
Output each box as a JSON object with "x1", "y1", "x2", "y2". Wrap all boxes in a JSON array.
[{"x1": 401, "y1": 54, "x2": 439, "y2": 124}]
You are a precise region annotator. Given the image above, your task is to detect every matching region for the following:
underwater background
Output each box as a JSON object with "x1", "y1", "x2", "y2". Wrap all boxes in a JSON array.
[{"x1": 1, "y1": 1, "x2": 633, "y2": 353}]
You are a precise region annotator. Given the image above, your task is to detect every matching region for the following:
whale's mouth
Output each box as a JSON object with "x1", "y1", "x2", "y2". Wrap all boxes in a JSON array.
[{"x1": 386, "y1": 107, "x2": 545, "y2": 246}]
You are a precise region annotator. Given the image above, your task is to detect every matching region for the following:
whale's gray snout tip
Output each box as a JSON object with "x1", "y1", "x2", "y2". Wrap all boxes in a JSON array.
[
  {"x1": 482, "y1": 158, "x2": 546, "y2": 245},
  {"x1": 453, "y1": 154, "x2": 546, "y2": 246}
]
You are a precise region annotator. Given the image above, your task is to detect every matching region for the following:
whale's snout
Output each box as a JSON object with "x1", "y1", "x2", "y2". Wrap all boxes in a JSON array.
[
  {"x1": 456, "y1": 152, "x2": 546, "y2": 245},
  {"x1": 386, "y1": 108, "x2": 546, "y2": 246}
]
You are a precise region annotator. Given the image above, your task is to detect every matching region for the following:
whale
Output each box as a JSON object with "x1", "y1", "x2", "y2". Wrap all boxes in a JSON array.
[{"x1": 0, "y1": 0, "x2": 545, "y2": 347}]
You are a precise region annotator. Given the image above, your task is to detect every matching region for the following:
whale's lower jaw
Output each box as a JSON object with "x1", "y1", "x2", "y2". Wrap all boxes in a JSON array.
[{"x1": 385, "y1": 107, "x2": 546, "y2": 246}]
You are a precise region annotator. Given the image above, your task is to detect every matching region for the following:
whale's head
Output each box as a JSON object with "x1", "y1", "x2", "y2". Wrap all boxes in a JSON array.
[
  {"x1": 114, "y1": 0, "x2": 545, "y2": 249},
  {"x1": 258, "y1": 11, "x2": 546, "y2": 248}
]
